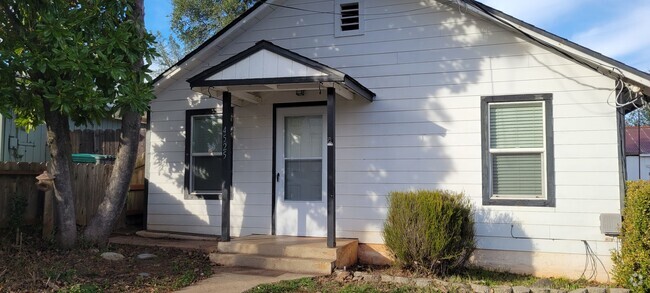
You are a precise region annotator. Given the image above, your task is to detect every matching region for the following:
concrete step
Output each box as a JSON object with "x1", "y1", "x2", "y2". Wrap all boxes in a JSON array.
[
  {"x1": 217, "y1": 237, "x2": 357, "y2": 260},
  {"x1": 210, "y1": 252, "x2": 334, "y2": 275}
]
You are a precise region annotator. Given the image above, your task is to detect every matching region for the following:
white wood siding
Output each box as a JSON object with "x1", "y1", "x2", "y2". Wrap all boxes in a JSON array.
[
  {"x1": 207, "y1": 49, "x2": 328, "y2": 80},
  {"x1": 148, "y1": 0, "x2": 621, "y2": 258}
]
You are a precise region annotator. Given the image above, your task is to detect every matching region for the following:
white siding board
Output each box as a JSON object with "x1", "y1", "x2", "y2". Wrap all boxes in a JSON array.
[{"x1": 148, "y1": 0, "x2": 622, "y2": 263}]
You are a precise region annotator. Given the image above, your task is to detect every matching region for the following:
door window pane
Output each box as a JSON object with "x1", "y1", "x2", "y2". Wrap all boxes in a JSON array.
[
  {"x1": 285, "y1": 159, "x2": 322, "y2": 201},
  {"x1": 285, "y1": 116, "x2": 322, "y2": 158}
]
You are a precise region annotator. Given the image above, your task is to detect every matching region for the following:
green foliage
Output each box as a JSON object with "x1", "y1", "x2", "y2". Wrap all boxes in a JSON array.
[
  {"x1": 0, "y1": 0, "x2": 157, "y2": 130},
  {"x1": 172, "y1": 271, "x2": 198, "y2": 289},
  {"x1": 8, "y1": 193, "x2": 28, "y2": 229},
  {"x1": 247, "y1": 277, "x2": 316, "y2": 293},
  {"x1": 170, "y1": 0, "x2": 255, "y2": 50},
  {"x1": 613, "y1": 181, "x2": 650, "y2": 290},
  {"x1": 383, "y1": 190, "x2": 475, "y2": 275},
  {"x1": 625, "y1": 108, "x2": 650, "y2": 126},
  {"x1": 152, "y1": 31, "x2": 187, "y2": 75}
]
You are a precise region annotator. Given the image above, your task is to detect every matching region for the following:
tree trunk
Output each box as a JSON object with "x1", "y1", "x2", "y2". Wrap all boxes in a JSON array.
[
  {"x1": 83, "y1": 0, "x2": 145, "y2": 245},
  {"x1": 83, "y1": 110, "x2": 141, "y2": 244},
  {"x1": 43, "y1": 99, "x2": 77, "y2": 249}
]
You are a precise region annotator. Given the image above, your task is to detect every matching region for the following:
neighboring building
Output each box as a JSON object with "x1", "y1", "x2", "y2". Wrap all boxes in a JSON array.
[
  {"x1": 0, "y1": 114, "x2": 122, "y2": 162},
  {"x1": 625, "y1": 126, "x2": 650, "y2": 180},
  {"x1": 147, "y1": 0, "x2": 650, "y2": 281}
]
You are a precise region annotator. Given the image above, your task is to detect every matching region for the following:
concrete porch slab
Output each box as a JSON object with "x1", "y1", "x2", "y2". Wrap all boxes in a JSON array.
[{"x1": 212, "y1": 235, "x2": 359, "y2": 274}]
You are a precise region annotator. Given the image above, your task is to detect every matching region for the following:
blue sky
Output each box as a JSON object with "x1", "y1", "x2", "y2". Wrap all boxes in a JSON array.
[{"x1": 144, "y1": 0, "x2": 650, "y2": 72}]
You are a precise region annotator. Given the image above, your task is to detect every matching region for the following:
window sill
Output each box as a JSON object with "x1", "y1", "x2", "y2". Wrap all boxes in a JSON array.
[
  {"x1": 185, "y1": 193, "x2": 222, "y2": 200},
  {"x1": 482, "y1": 197, "x2": 555, "y2": 207}
]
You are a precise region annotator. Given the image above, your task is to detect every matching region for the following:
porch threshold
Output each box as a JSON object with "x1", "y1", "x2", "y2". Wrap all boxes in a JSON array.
[{"x1": 211, "y1": 235, "x2": 359, "y2": 275}]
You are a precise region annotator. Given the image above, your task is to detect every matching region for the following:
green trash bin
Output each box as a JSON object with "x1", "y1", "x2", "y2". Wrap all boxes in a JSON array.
[{"x1": 72, "y1": 153, "x2": 116, "y2": 164}]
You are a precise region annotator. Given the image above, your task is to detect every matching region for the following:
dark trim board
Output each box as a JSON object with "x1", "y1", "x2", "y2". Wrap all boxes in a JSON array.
[
  {"x1": 143, "y1": 109, "x2": 151, "y2": 229},
  {"x1": 184, "y1": 108, "x2": 221, "y2": 200},
  {"x1": 480, "y1": 94, "x2": 555, "y2": 207},
  {"x1": 192, "y1": 76, "x2": 340, "y2": 88},
  {"x1": 271, "y1": 101, "x2": 328, "y2": 236},
  {"x1": 221, "y1": 92, "x2": 234, "y2": 242},
  {"x1": 326, "y1": 87, "x2": 336, "y2": 248}
]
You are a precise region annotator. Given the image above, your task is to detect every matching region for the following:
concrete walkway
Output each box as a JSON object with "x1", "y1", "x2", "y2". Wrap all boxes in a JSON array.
[{"x1": 175, "y1": 266, "x2": 316, "y2": 293}]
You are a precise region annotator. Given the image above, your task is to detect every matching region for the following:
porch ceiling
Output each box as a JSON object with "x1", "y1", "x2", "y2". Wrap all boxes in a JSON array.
[{"x1": 187, "y1": 40, "x2": 375, "y2": 106}]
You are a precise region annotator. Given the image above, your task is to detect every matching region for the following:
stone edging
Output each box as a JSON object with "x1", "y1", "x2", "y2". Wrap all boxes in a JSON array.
[{"x1": 334, "y1": 271, "x2": 630, "y2": 293}]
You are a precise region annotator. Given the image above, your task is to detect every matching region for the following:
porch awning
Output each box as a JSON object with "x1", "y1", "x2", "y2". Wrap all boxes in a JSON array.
[{"x1": 187, "y1": 40, "x2": 375, "y2": 105}]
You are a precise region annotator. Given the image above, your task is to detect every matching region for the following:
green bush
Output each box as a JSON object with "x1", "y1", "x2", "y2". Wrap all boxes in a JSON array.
[
  {"x1": 613, "y1": 181, "x2": 650, "y2": 291},
  {"x1": 383, "y1": 189, "x2": 475, "y2": 275}
]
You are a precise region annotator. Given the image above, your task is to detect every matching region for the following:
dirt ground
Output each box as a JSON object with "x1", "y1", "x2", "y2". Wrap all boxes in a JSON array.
[{"x1": 0, "y1": 228, "x2": 213, "y2": 292}]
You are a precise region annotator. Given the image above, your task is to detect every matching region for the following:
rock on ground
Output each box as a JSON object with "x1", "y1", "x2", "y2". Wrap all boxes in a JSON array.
[
  {"x1": 512, "y1": 286, "x2": 531, "y2": 293},
  {"x1": 470, "y1": 283, "x2": 490, "y2": 293},
  {"x1": 100, "y1": 252, "x2": 125, "y2": 261},
  {"x1": 136, "y1": 253, "x2": 157, "y2": 260}
]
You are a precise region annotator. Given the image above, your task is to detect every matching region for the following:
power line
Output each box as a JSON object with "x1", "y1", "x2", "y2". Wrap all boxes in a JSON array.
[{"x1": 264, "y1": 2, "x2": 435, "y2": 16}]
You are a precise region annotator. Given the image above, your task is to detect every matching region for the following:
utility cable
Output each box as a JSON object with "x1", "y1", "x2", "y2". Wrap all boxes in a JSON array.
[{"x1": 264, "y1": 2, "x2": 436, "y2": 16}]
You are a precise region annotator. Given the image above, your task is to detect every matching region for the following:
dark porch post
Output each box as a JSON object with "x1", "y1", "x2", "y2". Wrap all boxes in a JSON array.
[
  {"x1": 327, "y1": 87, "x2": 336, "y2": 248},
  {"x1": 221, "y1": 91, "x2": 233, "y2": 242}
]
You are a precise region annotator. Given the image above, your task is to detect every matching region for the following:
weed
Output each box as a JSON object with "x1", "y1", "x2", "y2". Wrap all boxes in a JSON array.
[
  {"x1": 172, "y1": 271, "x2": 197, "y2": 289},
  {"x1": 59, "y1": 283, "x2": 101, "y2": 293},
  {"x1": 247, "y1": 277, "x2": 316, "y2": 293}
]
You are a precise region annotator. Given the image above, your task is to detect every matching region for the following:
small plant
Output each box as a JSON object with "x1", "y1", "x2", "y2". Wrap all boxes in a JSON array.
[
  {"x1": 172, "y1": 271, "x2": 197, "y2": 289},
  {"x1": 247, "y1": 278, "x2": 316, "y2": 293},
  {"x1": 612, "y1": 181, "x2": 650, "y2": 291},
  {"x1": 383, "y1": 190, "x2": 475, "y2": 275},
  {"x1": 8, "y1": 193, "x2": 27, "y2": 230}
]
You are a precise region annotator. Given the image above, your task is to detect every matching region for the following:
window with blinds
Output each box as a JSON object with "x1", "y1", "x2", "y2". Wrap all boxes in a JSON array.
[{"x1": 488, "y1": 102, "x2": 545, "y2": 199}]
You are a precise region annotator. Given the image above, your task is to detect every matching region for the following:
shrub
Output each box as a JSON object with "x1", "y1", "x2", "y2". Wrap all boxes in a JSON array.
[
  {"x1": 383, "y1": 189, "x2": 475, "y2": 275},
  {"x1": 613, "y1": 181, "x2": 650, "y2": 291}
]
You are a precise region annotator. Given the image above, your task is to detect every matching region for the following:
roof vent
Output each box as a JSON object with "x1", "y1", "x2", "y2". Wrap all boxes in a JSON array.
[
  {"x1": 340, "y1": 2, "x2": 360, "y2": 31},
  {"x1": 335, "y1": 0, "x2": 364, "y2": 37}
]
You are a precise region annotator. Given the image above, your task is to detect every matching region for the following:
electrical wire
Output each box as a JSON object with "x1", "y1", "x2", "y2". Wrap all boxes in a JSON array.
[
  {"x1": 450, "y1": 0, "x2": 646, "y2": 110},
  {"x1": 581, "y1": 240, "x2": 611, "y2": 284},
  {"x1": 264, "y1": 2, "x2": 435, "y2": 16},
  {"x1": 264, "y1": 1, "x2": 645, "y2": 109}
]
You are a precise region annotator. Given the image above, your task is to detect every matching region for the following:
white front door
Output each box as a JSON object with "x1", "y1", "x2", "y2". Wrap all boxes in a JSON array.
[{"x1": 275, "y1": 106, "x2": 327, "y2": 237}]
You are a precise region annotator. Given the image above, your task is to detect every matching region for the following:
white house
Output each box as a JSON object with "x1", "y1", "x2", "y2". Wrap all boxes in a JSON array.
[{"x1": 147, "y1": 0, "x2": 650, "y2": 281}]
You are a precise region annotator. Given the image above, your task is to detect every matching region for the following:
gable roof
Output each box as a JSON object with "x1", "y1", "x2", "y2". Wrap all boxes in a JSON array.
[
  {"x1": 187, "y1": 40, "x2": 375, "y2": 101},
  {"x1": 152, "y1": 0, "x2": 268, "y2": 85},
  {"x1": 153, "y1": 0, "x2": 650, "y2": 99}
]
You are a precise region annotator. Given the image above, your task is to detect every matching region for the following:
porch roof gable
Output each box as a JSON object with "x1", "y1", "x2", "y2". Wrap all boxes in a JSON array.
[{"x1": 186, "y1": 40, "x2": 375, "y2": 102}]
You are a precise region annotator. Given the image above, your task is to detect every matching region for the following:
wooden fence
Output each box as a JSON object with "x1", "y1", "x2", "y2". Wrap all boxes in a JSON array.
[
  {"x1": 0, "y1": 161, "x2": 145, "y2": 228},
  {"x1": 69, "y1": 128, "x2": 146, "y2": 156}
]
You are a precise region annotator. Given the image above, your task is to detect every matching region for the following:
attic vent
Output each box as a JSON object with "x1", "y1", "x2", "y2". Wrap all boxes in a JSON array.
[
  {"x1": 340, "y1": 2, "x2": 359, "y2": 31},
  {"x1": 335, "y1": 0, "x2": 364, "y2": 37}
]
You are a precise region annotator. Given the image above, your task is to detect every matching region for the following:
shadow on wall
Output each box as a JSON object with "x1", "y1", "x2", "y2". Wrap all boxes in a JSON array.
[{"x1": 145, "y1": 0, "x2": 615, "y2": 279}]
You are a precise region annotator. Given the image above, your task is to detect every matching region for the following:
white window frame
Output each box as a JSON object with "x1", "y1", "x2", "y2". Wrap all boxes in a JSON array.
[
  {"x1": 334, "y1": 0, "x2": 364, "y2": 37},
  {"x1": 481, "y1": 94, "x2": 555, "y2": 207},
  {"x1": 487, "y1": 101, "x2": 547, "y2": 199}
]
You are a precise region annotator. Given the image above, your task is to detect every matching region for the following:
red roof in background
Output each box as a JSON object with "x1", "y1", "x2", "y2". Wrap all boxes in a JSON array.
[{"x1": 626, "y1": 126, "x2": 650, "y2": 155}]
